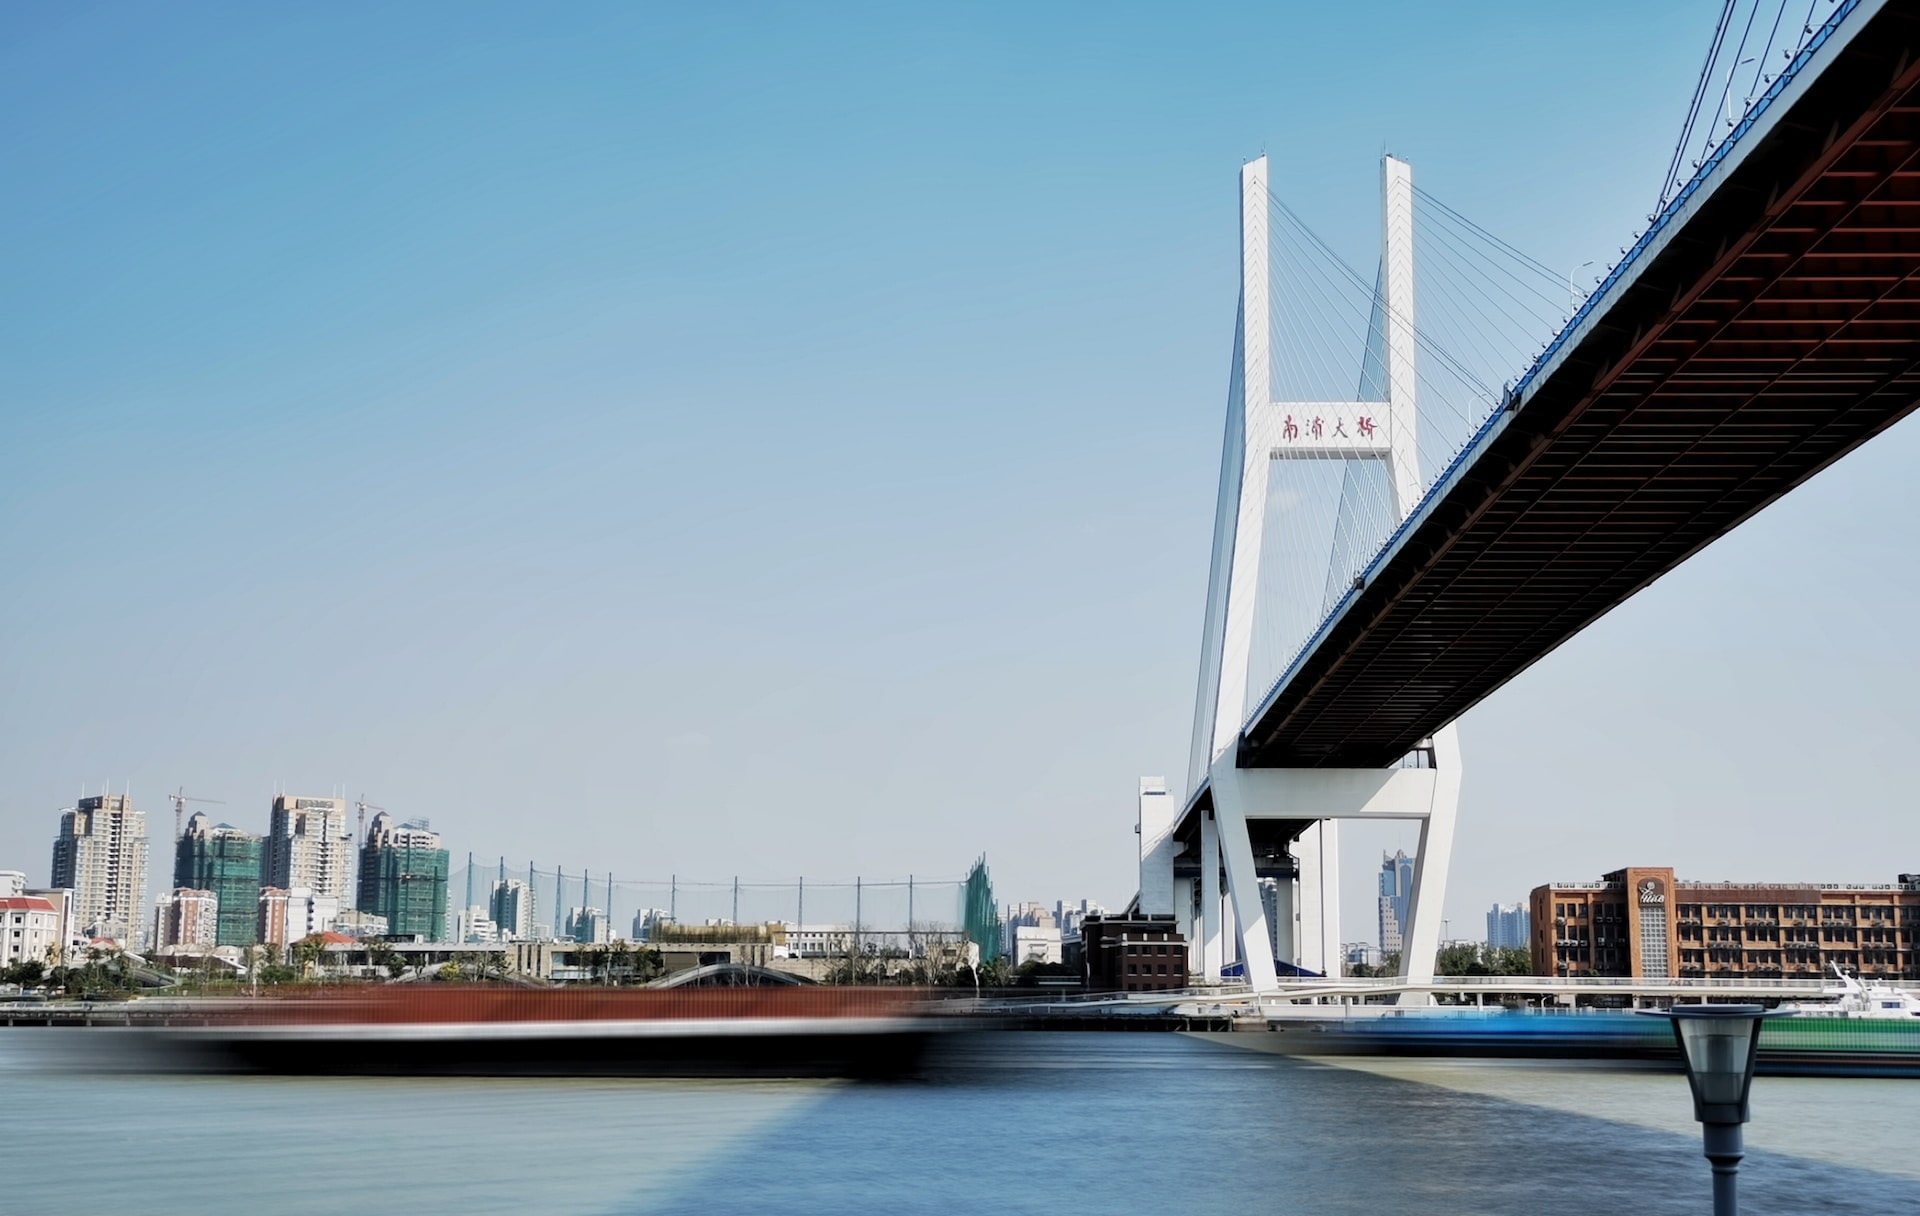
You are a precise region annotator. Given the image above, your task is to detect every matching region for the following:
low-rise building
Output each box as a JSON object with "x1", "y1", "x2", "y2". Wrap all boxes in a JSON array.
[
  {"x1": 1530, "y1": 868, "x2": 1920, "y2": 980},
  {"x1": 455, "y1": 905, "x2": 499, "y2": 944},
  {"x1": 331, "y1": 910, "x2": 389, "y2": 939},
  {"x1": 153, "y1": 888, "x2": 220, "y2": 951},
  {"x1": 257, "y1": 886, "x2": 341, "y2": 948},
  {"x1": 1, "y1": 894, "x2": 65, "y2": 969},
  {"x1": 1082, "y1": 912, "x2": 1187, "y2": 992},
  {"x1": 771, "y1": 923, "x2": 851, "y2": 959},
  {"x1": 1010, "y1": 924, "x2": 1062, "y2": 966}
]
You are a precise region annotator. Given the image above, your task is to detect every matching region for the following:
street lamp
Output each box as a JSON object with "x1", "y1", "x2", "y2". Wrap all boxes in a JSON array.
[{"x1": 1643, "y1": 1004, "x2": 1782, "y2": 1216}]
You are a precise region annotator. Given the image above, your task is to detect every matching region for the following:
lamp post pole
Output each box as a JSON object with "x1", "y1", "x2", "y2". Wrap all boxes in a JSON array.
[{"x1": 1642, "y1": 1004, "x2": 1782, "y2": 1216}]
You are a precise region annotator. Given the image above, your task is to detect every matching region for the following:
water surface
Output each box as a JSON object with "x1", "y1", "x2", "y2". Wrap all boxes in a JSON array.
[{"x1": 2, "y1": 1030, "x2": 1913, "y2": 1213}]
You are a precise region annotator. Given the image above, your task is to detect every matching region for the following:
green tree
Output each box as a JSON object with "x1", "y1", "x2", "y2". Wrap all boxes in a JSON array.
[
  {"x1": 289, "y1": 935, "x2": 328, "y2": 979},
  {"x1": 367, "y1": 941, "x2": 403, "y2": 980},
  {"x1": 1435, "y1": 942, "x2": 1486, "y2": 976},
  {"x1": 974, "y1": 955, "x2": 1012, "y2": 989},
  {"x1": 1488, "y1": 945, "x2": 1534, "y2": 976},
  {"x1": 629, "y1": 946, "x2": 665, "y2": 984},
  {"x1": 1, "y1": 959, "x2": 45, "y2": 987}
]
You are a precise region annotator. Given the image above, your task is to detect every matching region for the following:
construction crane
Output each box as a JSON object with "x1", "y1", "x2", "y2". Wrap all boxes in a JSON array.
[
  {"x1": 169, "y1": 786, "x2": 225, "y2": 844},
  {"x1": 355, "y1": 795, "x2": 385, "y2": 846}
]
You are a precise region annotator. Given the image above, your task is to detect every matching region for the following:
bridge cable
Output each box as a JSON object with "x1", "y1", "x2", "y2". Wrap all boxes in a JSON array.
[{"x1": 1660, "y1": 0, "x2": 1739, "y2": 209}]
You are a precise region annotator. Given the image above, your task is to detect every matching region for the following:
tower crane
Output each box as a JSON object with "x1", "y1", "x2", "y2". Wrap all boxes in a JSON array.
[
  {"x1": 169, "y1": 786, "x2": 226, "y2": 844},
  {"x1": 355, "y1": 796, "x2": 385, "y2": 846}
]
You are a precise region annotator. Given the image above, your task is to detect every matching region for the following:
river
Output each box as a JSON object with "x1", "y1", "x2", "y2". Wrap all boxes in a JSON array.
[{"x1": 2, "y1": 1030, "x2": 1915, "y2": 1213}]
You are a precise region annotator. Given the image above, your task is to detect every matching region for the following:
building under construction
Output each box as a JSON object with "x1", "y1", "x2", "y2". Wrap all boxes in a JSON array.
[{"x1": 357, "y1": 813, "x2": 449, "y2": 940}]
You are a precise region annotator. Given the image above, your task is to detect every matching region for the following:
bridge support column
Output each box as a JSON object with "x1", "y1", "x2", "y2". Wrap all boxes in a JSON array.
[
  {"x1": 1199, "y1": 808, "x2": 1223, "y2": 981},
  {"x1": 1395, "y1": 725, "x2": 1462, "y2": 1003},
  {"x1": 1292, "y1": 821, "x2": 1340, "y2": 978},
  {"x1": 1209, "y1": 764, "x2": 1281, "y2": 993},
  {"x1": 1176, "y1": 875, "x2": 1197, "y2": 972},
  {"x1": 1136, "y1": 777, "x2": 1176, "y2": 917}
]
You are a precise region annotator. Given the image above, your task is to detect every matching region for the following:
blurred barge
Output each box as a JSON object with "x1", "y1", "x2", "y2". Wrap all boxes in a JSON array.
[{"x1": 32, "y1": 986, "x2": 939, "y2": 1078}]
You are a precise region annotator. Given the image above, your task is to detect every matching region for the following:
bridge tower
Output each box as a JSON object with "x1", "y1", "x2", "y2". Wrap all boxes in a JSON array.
[{"x1": 1143, "y1": 154, "x2": 1462, "y2": 997}]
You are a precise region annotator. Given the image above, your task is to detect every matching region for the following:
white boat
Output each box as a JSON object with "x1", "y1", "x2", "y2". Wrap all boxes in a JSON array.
[{"x1": 1782, "y1": 964, "x2": 1920, "y2": 1019}]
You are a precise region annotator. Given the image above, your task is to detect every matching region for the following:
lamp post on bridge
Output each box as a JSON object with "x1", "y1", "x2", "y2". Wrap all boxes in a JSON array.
[{"x1": 1641, "y1": 1004, "x2": 1782, "y2": 1216}]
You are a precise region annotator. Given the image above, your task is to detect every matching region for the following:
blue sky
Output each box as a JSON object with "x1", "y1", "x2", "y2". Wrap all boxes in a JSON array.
[{"x1": 5, "y1": 2, "x2": 1913, "y2": 938}]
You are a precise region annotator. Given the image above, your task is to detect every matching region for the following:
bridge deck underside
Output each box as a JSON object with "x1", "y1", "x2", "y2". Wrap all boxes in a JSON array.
[{"x1": 1242, "y1": 5, "x2": 1920, "y2": 769}]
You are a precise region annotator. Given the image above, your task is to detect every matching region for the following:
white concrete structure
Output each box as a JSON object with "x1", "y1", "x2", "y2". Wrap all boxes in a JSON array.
[{"x1": 1147, "y1": 154, "x2": 1463, "y2": 998}]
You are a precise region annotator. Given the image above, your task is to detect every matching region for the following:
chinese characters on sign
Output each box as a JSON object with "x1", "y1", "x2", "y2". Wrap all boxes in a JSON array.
[{"x1": 1275, "y1": 410, "x2": 1383, "y2": 449}]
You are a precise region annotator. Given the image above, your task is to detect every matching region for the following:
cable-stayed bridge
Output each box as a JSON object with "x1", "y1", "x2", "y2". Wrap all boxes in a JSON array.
[{"x1": 1139, "y1": 0, "x2": 1920, "y2": 996}]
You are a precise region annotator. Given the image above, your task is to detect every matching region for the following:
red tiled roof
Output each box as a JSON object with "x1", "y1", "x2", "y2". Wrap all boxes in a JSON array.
[{"x1": 0, "y1": 896, "x2": 56, "y2": 912}]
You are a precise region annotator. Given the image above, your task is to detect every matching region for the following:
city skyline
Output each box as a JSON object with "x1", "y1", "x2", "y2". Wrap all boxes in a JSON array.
[{"x1": 4, "y1": 3, "x2": 1918, "y2": 938}]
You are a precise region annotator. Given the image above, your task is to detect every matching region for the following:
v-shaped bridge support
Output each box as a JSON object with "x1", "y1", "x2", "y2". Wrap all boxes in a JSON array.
[{"x1": 1142, "y1": 154, "x2": 1462, "y2": 1000}]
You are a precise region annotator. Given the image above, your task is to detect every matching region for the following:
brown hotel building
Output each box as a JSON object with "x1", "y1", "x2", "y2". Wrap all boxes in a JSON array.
[{"x1": 1529, "y1": 868, "x2": 1919, "y2": 981}]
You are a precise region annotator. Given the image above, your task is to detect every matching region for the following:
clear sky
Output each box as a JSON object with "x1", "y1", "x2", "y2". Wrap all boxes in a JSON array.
[{"x1": 4, "y1": 2, "x2": 1914, "y2": 942}]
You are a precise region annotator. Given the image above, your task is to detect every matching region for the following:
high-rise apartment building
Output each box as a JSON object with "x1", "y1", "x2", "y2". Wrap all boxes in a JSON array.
[
  {"x1": 1378, "y1": 850, "x2": 1415, "y2": 955},
  {"x1": 357, "y1": 813, "x2": 448, "y2": 940},
  {"x1": 265, "y1": 796, "x2": 352, "y2": 905},
  {"x1": 174, "y1": 813, "x2": 263, "y2": 947},
  {"x1": 49, "y1": 795, "x2": 148, "y2": 942},
  {"x1": 566, "y1": 906, "x2": 609, "y2": 945},
  {"x1": 1486, "y1": 902, "x2": 1530, "y2": 950},
  {"x1": 152, "y1": 888, "x2": 220, "y2": 951},
  {"x1": 631, "y1": 907, "x2": 670, "y2": 941},
  {"x1": 490, "y1": 878, "x2": 537, "y2": 941},
  {"x1": 1530, "y1": 867, "x2": 1920, "y2": 980}
]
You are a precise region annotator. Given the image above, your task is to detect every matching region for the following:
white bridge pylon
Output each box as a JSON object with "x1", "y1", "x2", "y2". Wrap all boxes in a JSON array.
[{"x1": 1142, "y1": 154, "x2": 1462, "y2": 999}]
